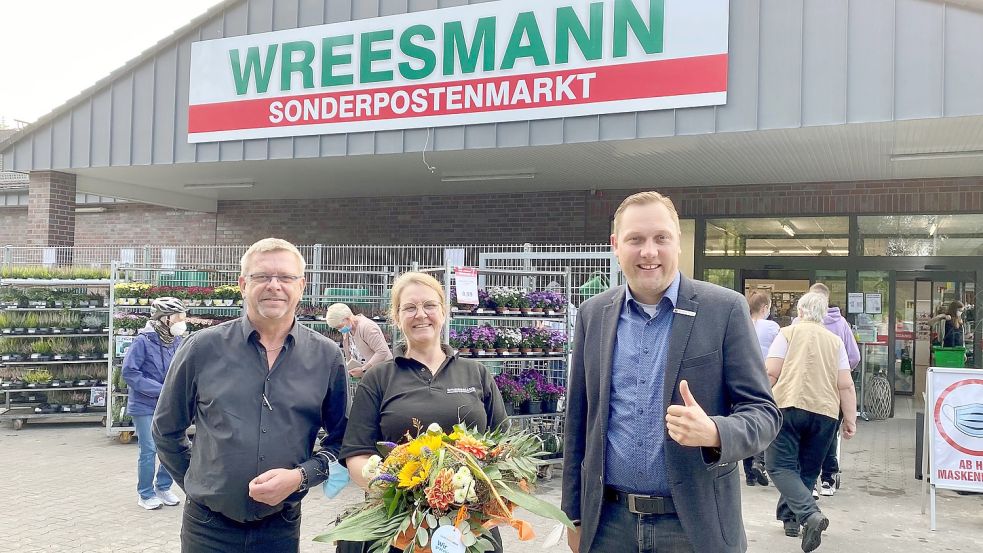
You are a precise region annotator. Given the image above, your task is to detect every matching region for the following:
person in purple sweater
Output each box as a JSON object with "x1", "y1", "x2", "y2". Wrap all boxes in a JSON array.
[{"x1": 801, "y1": 283, "x2": 860, "y2": 497}]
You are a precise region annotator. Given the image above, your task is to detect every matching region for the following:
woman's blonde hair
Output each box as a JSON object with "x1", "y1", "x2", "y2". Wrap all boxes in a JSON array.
[
  {"x1": 389, "y1": 272, "x2": 446, "y2": 325},
  {"x1": 612, "y1": 191, "x2": 681, "y2": 236},
  {"x1": 325, "y1": 303, "x2": 354, "y2": 327}
]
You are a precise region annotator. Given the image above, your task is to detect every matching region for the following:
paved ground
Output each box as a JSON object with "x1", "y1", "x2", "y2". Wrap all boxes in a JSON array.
[{"x1": 1, "y1": 397, "x2": 981, "y2": 552}]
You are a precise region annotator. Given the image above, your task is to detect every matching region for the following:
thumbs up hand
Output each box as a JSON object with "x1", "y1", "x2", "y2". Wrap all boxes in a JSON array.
[{"x1": 666, "y1": 380, "x2": 721, "y2": 448}]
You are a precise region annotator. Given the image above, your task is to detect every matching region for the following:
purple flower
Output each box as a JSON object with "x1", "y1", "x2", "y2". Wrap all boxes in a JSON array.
[
  {"x1": 372, "y1": 473, "x2": 398, "y2": 485},
  {"x1": 380, "y1": 441, "x2": 398, "y2": 449}
]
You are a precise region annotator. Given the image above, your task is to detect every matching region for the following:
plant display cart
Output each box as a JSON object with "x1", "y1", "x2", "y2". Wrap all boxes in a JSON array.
[{"x1": 0, "y1": 267, "x2": 112, "y2": 430}]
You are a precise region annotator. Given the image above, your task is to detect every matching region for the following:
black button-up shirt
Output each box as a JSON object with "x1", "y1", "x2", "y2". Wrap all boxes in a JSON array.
[
  {"x1": 341, "y1": 344, "x2": 507, "y2": 460},
  {"x1": 153, "y1": 316, "x2": 347, "y2": 523}
]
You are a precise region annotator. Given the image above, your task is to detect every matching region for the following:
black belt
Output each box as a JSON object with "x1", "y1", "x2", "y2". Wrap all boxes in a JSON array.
[{"x1": 604, "y1": 487, "x2": 676, "y2": 515}]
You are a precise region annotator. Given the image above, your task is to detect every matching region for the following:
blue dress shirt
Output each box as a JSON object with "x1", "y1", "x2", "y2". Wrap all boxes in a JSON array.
[{"x1": 604, "y1": 272, "x2": 680, "y2": 495}]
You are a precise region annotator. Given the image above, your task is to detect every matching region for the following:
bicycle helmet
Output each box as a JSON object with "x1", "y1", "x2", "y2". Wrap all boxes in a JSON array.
[{"x1": 150, "y1": 297, "x2": 188, "y2": 320}]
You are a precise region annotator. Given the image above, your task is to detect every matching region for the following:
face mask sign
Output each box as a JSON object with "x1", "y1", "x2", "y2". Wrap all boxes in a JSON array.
[{"x1": 943, "y1": 403, "x2": 983, "y2": 439}]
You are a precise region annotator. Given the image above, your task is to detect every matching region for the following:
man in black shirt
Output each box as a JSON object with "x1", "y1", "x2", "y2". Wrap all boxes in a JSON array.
[{"x1": 153, "y1": 238, "x2": 348, "y2": 552}]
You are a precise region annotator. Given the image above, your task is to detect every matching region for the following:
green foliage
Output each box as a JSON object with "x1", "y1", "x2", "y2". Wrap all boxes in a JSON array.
[
  {"x1": 30, "y1": 339, "x2": 53, "y2": 355},
  {"x1": 0, "y1": 266, "x2": 110, "y2": 280}
]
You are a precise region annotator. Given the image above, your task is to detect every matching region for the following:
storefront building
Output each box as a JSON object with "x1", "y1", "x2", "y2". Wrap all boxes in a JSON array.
[{"x1": 2, "y1": 0, "x2": 983, "y2": 398}]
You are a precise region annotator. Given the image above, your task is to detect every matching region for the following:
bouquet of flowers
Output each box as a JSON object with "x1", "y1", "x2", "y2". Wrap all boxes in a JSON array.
[{"x1": 316, "y1": 420, "x2": 572, "y2": 553}]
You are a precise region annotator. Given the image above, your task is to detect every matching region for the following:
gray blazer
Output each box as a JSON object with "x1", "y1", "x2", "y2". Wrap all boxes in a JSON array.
[{"x1": 561, "y1": 275, "x2": 781, "y2": 553}]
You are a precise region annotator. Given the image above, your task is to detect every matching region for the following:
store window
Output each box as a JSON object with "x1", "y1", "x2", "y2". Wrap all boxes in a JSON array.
[
  {"x1": 859, "y1": 214, "x2": 983, "y2": 256},
  {"x1": 704, "y1": 268, "x2": 736, "y2": 291},
  {"x1": 705, "y1": 217, "x2": 849, "y2": 256}
]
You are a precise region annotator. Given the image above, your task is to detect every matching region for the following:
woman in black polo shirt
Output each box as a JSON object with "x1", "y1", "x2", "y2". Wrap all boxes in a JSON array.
[{"x1": 339, "y1": 271, "x2": 507, "y2": 552}]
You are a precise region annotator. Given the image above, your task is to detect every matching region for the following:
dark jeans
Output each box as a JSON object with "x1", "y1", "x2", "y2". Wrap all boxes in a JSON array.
[
  {"x1": 589, "y1": 498, "x2": 694, "y2": 553},
  {"x1": 181, "y1": 499, "x2": 301, "y2": 553},
  {"x1": 820, "y1": 416, "x2": 842, "y2": 483},
  {"x1": 765, "y1": 407, "x2": 838, "y2": 525},
  {"x1": 743, "y1": 451, "x2": 765, "y2": 478}
]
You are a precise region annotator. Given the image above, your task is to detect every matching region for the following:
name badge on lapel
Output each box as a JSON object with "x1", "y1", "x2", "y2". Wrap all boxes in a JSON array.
[{"x1": 673, "y1": 308, "x2": 696, "y2": 317}]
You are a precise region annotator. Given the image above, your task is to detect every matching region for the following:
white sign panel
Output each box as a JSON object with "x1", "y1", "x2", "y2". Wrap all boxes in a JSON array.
[
  {"x1": 847, "y1": 292, "x2": 864, "y2": 314},
  {"x1": 454, "y1": 267, "x2": 480, "y2": 305},
  {"x1": 188, "y1": 0, "x2": 730, "y2": 142},
  {"x1": 928, "y1": 368, "x2": 983, "y2": 492},
  {"x1": 865, "y1": 293, "x2": 882, "y2": 314}
]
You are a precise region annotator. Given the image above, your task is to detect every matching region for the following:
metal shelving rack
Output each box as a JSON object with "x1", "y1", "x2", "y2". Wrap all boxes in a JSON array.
[
  {"x1": 438, "y1": 264, "x2": 573, "y2": 477},
  {"x1": 0, "y1": 278, "x2": 112, "y2": 430}
]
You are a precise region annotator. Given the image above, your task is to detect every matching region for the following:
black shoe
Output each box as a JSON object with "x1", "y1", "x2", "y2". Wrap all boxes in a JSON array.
[
  {"x1": 783, "y1": 520, "x2": 800, "y2": 537},
  {"x1": 800, "y1": 512, "x2": 829, "y2": 552},
  {"x1": 746, "y1": 475, "x2": 756, "y2": 486},
  {"x1": 755, "y1": 468, "x2": 770, "y2": 486}
]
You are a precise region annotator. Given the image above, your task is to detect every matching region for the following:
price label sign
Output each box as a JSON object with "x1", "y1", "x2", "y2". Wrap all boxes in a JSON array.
[{"x1": 454, "y1": 267, "x2": 479, "y2": 305}]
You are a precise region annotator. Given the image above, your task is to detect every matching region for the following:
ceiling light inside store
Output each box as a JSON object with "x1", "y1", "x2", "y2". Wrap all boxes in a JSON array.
[
  {"x1": 890, "y1": 149, "x2": 983, "y2": 161},
  {"x1": 781, "y1": 223, "x2": 796, "y2": 237},
  {"x1": 440, "y1": 172, "x2": 536, "y2": 182},
  {"x1": 184, "y1": 180, "x2": 255, "y2": 190}
]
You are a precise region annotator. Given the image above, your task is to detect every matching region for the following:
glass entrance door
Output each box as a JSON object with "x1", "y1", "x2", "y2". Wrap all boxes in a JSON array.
[{"x1": 894, "y1": 272, "x2": 975, "y2": 398}]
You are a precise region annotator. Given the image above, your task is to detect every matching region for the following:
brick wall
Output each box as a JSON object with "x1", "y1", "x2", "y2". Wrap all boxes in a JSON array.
[
  {"x1": 214, "y1": 190, "x2": 589, "y2": 245},
  {"x1": 1, "y1": 177, "x2": 980, "y2": 247},
  {"x1": 27, "y1": 171, "x2": 75, "y2": 248},
  {"x1": 0, "y1": 208, "x2": 27, "y2": 246},
  {"x1": 74, "y1": 204, "x2": 218, "y2": 246}
]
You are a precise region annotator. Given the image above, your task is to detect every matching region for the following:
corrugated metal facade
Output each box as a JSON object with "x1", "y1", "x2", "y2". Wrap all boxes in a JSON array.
[{"x1": 4, "y1": 0, "x2": 983, "y2": 172}]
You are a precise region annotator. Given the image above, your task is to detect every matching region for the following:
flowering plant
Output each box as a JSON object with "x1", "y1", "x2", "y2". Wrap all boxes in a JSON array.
[
  {"x1": 316, "y1": 421, "x2": 572, "y2": 552},
  {"x1": 469, "y1": 325, "x2": 497, "y2": 350},
  {"x1": 213, "y1": 284, "x2": 242, "y2": 300},
  {"x1": 493, "y1": 374, "x2": 527, "y2": 404},
  {"x1": 539, "y1": 382, "x2": 565, "y2": 402},
  {"x1": 485, "y1": 287, "x2": 523, "y2": 309},
  {"x1": 114, "y1": 282, "x2": 150, "y2": 298},
  {"x1": 493, "y1": 327, "x2": 521, "y2": 349},
  {"x1": 547, "y1": 330, "x2": 567, "y2": 351},
  {"x1": 448, "y1": 329, "x2": 466, "y2": 350}
]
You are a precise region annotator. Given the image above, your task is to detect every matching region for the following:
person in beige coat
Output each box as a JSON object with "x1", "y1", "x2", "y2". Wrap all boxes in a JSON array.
[{"x1": 325, "y1": 303, "x2": 393, "y2": 378}]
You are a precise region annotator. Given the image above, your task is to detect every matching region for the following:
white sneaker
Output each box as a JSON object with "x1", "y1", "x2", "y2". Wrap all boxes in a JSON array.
[
  {"x1": 138, "y1": 496, "x2": 163, "y2": 510},
  {"x1": 820, "y1": 482, "x2": 835, "y2": 497},
  {"x1": 812, "y1": 487, "x2": 820, "y2": 500},
  {"x1": 156, "y1": 489, "x2": 181, "y2": 506}
]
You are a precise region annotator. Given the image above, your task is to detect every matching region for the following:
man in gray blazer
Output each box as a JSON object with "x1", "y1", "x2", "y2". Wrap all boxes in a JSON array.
[{"x1": 562, "y1": 191, "x2": 781, "y2": 553}]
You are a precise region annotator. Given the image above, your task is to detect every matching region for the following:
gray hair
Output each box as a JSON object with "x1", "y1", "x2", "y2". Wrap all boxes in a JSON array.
[
  {"x1": 325, "y1": 303, "x2": 354, "y2": 327},
  {"x1": 797, "y1": 292, "x2": 828, "y2": 323}
]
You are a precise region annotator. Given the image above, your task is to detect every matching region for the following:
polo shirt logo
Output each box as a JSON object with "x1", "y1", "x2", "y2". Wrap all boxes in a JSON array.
[{"x1": 446, "y1": 387, "x2": 477, "y2": 394}]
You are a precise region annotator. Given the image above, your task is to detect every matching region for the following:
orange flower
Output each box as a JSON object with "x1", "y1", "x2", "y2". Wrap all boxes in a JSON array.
[
  {"x1": 425, "y1": 469, "x2": 456, "y2": 511},
  {"x1": 454, "y1": 434, "x2": 489, "y2": 459}
]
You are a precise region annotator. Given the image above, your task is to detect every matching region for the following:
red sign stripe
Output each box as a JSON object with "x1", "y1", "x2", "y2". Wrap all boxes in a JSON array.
[{"x1": 188, "y1": 53, "x2": 727, "y2": 134}]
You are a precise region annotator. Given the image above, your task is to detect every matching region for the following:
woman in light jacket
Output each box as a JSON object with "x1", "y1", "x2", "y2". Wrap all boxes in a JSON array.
[
  {"x1": 121, "y1": 297, "x2": 187, "y2": 510},
  {"x1": 326, "y1": 303, "x2": 393, "y2": 378}
]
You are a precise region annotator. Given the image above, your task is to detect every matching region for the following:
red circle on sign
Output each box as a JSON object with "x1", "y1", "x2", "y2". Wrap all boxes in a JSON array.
[{"x1": 933, "y1": 378, "x2": 983, "y2": 456}]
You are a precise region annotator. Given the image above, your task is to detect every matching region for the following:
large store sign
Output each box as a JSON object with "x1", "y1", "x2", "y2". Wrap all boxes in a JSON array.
[{"x1": 187, "y1": 0, "x2": 729, "y2": 143}]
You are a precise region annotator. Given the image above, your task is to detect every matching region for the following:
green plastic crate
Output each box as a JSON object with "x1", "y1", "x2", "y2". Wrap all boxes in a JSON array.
[
  {"x1": 932, "y1": 346, "x2": 966, "y2": 368},
  {"x1": 158, "y1": 271, "x2": 209, "y2": 288},
  {"x1": 322, "y1": 287, "x2": 370, "y2": 307}
]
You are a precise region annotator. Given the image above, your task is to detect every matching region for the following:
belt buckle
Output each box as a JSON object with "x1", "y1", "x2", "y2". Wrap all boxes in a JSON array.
[{"x1": 627, "y1": 494, "x2": 661, "y2": 515}]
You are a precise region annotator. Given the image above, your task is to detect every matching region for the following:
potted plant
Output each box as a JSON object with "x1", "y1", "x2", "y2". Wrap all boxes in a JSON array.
[
  {"x1": 1, "y1": 370, "x2": 26, "y2": 390},
  {"x1": 69, "y1": 392, "x2": 89, "y2": 413},
  {"x1": 449, "y1": 328, "x2": 470, "y2": 356},
  {"x1": 469, "y1": 325, "x2": 497, "y2": 355},
  {"x1": 494, "y1": 373, "x2": 525, "y2": 416},
  {"x1": 25, "y1": 288, "x2": 53, "y2": 309},
  {"x1": 0, "y1": 337, "x2": 23, "y2": 362},
  {"x1": 540, "y1": 382, "x2": 565, "y2": 413},
  {"x1": 517, "y1": 369, "x2": 545, "y2": 414},
  {"x1": 487, "y1": 287, "x2": 522, "y2": 314},
  {"x1": 76, "y1": 340, "x2": 98, "y2": 360},
  {"x1": 112, "y1": 365, "x2": 128, "y2": 392},
  {"x1": 75, "y1": 373, "x2": 96, "y2": 387},
  {"x1": 214, "y1": 284, "x2": 241, "y2": 306},
  {"x1": 81, "y1": 313, "x2": 103, "y2": 333},
  {"x1": 50, "y1": 337, "x2": 75, "y2": 361},
  {"x1": 23, "y1": 313, "x2": 41, "y2": 335},
  {"x1": 24, "y1": 368, "x2": 53, "y2": 389},
  {"x1": 494, "y1": 327, "x2": 521, "y2": 355},
  {"x1": 37, "y1": 311, "x2": 60, "y2": 334},
  {"x1": 0, "y1": 312, "x2": 13, "y2": 334},
  {"x1": 548, "y1": 330, "x2": 567, "y2": 354},
  {"x1": 29, "y1": 338, "x2": 54, "y2": 361}
]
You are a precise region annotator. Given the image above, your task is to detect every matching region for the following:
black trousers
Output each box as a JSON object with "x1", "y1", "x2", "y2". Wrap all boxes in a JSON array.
[{"x1": 181, "y1": 499, "x2": 301, "y2": 553}]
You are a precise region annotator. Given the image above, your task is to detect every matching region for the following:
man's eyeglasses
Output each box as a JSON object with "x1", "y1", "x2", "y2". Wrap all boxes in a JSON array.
[
  {"x1": 247, "y1": 274, "x2": 302, "y2": 284},
  {"x1": 399, "y1": 301, "x2": 442, "y2": 316}
]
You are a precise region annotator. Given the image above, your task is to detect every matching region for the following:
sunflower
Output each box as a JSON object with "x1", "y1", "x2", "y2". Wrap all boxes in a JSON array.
[
  {"x1": 397, "y1": 459, "x2": 432, "y2": 489},
  {"x1": 406, "y1": 434, "x2": 444, "y2": 457}
]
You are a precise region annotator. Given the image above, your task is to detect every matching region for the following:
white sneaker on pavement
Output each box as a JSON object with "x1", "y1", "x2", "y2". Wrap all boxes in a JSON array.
[
  {"x1": 156, "y1": 489, "x2": 181, "y2": 506},
  {"x1": 820, "y1": 481, "x2": 835, "y2": 497},
  {"x1": 812, "y1": 487, "x2": 820, "y2": 500},
  {"x1": 138, "y1": 496, "x2": 163, "y2": 510}
]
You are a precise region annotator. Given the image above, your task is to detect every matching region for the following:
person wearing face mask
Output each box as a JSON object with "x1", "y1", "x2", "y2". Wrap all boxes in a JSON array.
[
  {"x1": 325, "y1": 303, "x2": 392, "y2": 378},
  {"x1": 121, "y1": 296, "x2": 188, "y2": 510},
  {"x1": 942, "y1": 300, "x2": 967, "y2": 348}
]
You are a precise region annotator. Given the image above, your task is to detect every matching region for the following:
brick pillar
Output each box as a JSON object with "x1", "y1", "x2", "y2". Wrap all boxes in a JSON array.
[{"x1": 28, "y1": 171, "x2": 76, "y2": 263}]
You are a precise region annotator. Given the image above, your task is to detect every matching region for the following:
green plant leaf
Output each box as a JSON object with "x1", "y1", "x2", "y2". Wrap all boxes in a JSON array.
[{"x1": 497, "y1": 485, "x2": 574, "y2": 528}]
